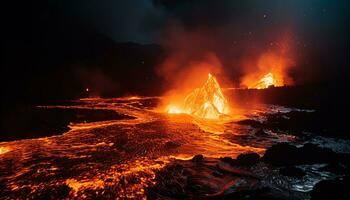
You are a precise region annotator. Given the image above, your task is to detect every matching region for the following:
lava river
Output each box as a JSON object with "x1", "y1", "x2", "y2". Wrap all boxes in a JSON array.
[{"x1": 0, "y1": 97, "x2": 299, "y2": 199}]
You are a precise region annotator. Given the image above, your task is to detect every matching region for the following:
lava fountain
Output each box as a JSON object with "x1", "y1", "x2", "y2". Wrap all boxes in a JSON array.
[
  {"x1": 254, "y1": 72, "x2": 279, "y2": 89},
  {"x1": 167, "y1": 73, "x2": 230, "y2": 119},
  {"x1": 240, "y1": 52, "x2": 290, "y2": 89},
  {"x1": 240, "y1": 35, "x2": 294, "y2": 89}
]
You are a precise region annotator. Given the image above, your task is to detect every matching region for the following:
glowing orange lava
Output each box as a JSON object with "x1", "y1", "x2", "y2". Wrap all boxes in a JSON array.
[
  {"x1": 240, "y1": 52, "x2": 291, "y2": 89},
  {"x1": 0, "y1": 97, "x2": 296, "y2": 199},
  {"x1": 0, "y1": 146, "x2": 11, "y2": 155},
  {"x1": 167, "y1": 73, "x2": 230, "y2": 119},
  {"x1": 240, "y1": 35, "x2": 294, "y2": 89},
  {"x1": 254, "y1": 72, "x2": 279, "y2": 89}
]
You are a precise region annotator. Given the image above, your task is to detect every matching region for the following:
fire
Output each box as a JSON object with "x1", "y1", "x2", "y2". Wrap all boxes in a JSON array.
[
  {"x1": 0, "y1": 147, "x2": 11, "y2": 155},
  {"x1": 240, "y1": 52, "x2": 292, "y2": 89},
  {"x1": 167, "y1": 105, "x2": 182, "y2": 114},
  {"x1": 254, "y1": 72, "x2": 277, "y2": 89},
  {"x1": 167, "y1": 73, "x2": 230, "y2": 119},
  {"x1": 240, "y1": 35, "x2": 294, "y2": 89}
]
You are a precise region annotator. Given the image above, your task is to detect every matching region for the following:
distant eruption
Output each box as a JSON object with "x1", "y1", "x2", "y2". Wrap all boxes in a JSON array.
[
  {"x1": 240, "y1": 36, "x2": 295, "y2": 89},
  {"x1": 254, "y1": 73, "x2": 277, "y2": 89},
  {"x1": 167, "y1": 73, "x2": 230, "y2": 119},
  {"x1": 157, "y1": 23, "x2": 295, "y2": 114},
  {"x1": 246, "y1": 72, "x2": 283, "y2": 89}
]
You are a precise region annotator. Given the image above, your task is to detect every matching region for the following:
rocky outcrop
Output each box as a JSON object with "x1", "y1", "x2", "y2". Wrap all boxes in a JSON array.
[
  {"x1": 311, "y1": 176, "x2": 349, "y2": 200},
  {"x1": 262, "y1": 143, "x2": 339, "y2": 166}
]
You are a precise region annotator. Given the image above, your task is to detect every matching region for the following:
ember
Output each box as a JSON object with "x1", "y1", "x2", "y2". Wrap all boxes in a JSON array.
[{"x1": 167, "y1": 73, "x2": 230, "y2": 119}]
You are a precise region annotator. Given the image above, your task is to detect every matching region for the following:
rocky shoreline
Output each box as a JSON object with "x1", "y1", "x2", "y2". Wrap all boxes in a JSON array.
[{"x1": 147, "y1": 143, "x2": 350, "y2": 199}]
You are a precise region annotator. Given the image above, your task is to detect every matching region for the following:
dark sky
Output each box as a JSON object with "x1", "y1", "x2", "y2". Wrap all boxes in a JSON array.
[
  {"x1": 49, "y1": 0, "x2": 160, "y2": 44},
  {"x1": 50, "y1": 0, "x2": 350, "y2": 82},
  {"x1": 2, "y1": 0, "x2": 350, "y2": 104},
  {"x1": 47, "y1": 0, "x2": 350, "y2": 45},
  {"x1": 5, "y1": 0, "x2": 350, "y2": 67}
]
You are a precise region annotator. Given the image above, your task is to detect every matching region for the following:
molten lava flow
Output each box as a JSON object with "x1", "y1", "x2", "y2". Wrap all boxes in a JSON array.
[
  {"x1": 0, "y1": 146, "x2": 11, "y2": 155},
  {"x1": 167, "y1": 73, "x2": 230, "y2": 119}
]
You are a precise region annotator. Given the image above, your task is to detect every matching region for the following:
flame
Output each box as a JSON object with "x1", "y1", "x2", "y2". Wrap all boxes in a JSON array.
[
  {"x1": 0, "y1": 147, "x2": 11, "y2": 155},
  {"x1": 167, "y1": 105, "x2": 182, "y2": 114},
  {"x1": 240, "y1": 35, "x2": 294, "y2": 89},
  {"x1": 241, "y1": 52, "x2": 292, "y2": 89},
  {"x1": 254, "y1": 72, "x2": 277, "y2": 89},
  {"x1": 167, "y1": 73, "x2": 230, "y2": 119}
]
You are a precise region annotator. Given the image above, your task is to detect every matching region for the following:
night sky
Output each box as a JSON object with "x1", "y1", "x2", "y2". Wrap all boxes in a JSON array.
[
  {"x1": 49, "y1": 0, "x2": 350, "y2": 45},
  {"x1": 2, "y1": 0, "x2": 350, "y2": 105}
]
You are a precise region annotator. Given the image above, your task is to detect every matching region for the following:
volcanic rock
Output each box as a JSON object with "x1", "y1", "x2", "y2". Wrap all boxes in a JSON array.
[
  {"x1": 311, "y1": 176, "x2": 350, "y2": 200},
  {"x1": 192, "y1": 154, "x2": 204, "y2": 163},
  {"x1": 262, "y1": 143, "x2": 299, "y2": 166},
  {"x1": 255, "y1": 129, "x2": 269, "y2": 136},
  {"x1": 147, "y1": 157, "x2": 261, "y2": 199},
  {"x1": 219, "y1": 157, "x2": 236, "y2": 165},
  {"x1": 279, "y1": 166, "x2": 306, "y2": 178},
  {"x1": 262, "y1": 142, "x2": 340, "y2": 166},
  {"x1": 236, "y1": 153, "x2": 260, "y2": 166},
  {"x1": 236, "y1": 119, "x2": 263, "y2": 128},
  {"x1": 300, "y1": 143, "x2": 337, "y2": 164},
  {"x1": 319, "y1": 163, "x2": 347, "y2": 175}
]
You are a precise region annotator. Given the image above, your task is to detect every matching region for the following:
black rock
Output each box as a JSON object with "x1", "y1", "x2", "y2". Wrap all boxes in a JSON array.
[
  {"x1": 280, "y1": 166, "x2": 306, "y2": 178},
  {"x1": 320, "y1": 163, "x2": 346, "y2": 175},
  {"x1": 299, "y1": 143, "x2": 337, "y2": 164},
  {"x1": 337, "y1": 153, "x2": 350, "y2": 168},
  {"x1": 192, "y1": 154, "x2": 204, "y2": 163},
  {"x1": 255, "y1": 129, "x2": 269, "y2": 136},
  {"x1": 219, "y1": 157, "x2": 236, "y2": 165},
  {"x1": 236, "y1": 153, "x2": 260, "y2": 166},
  {"x1": 237, "y1": 119, "x2": 263, "y2": 128},
  {"x1": 311, "y1": 176, "x2": 350, "y2": 200},
  {"x1": 262, "y1": 143, "x2": 340, "y2": 166},
  {"x1": 262, "y1": 143, "x2": 299, "y2": 166}
]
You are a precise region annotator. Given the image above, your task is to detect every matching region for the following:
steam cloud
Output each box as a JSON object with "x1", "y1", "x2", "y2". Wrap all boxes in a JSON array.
[
  {"x1": 149, "y1": 0, "x2": 298, "y2": 89},
  {"x1": 148, "y1": 0, "x2": 350, "y2": 87}
]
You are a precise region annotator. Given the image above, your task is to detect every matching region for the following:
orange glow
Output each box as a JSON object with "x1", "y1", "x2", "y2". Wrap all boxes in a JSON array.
[
  {"x1": 167, "y1": 105, "x2": 182, "y2": 114},
  {"x1": 254, "y1": 72, "x2": 278, "y2": 89},
  {"x1": 0, "y1": 97, "x2": 298, "y2": 199},
  {"x1": 0, "y1": 146, "x2": 10, "y2": 155},
  {"x1": 123, "y1": 96, "x2": 142, "y2": 100},
  {"x1": 240, "y1": 35, "x2": 294, "y2": 89},
  {"x1": 167, "y1": 73, "x2": 230, "y2": 119},
  {"x1": 241, "y1": 52, "x2": 291, "y2": 89}
]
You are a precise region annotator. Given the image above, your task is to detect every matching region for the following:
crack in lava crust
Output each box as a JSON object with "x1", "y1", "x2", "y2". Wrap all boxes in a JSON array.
[{"x1": 0, "y1": 97, "x2": 292, "y2": 199}]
